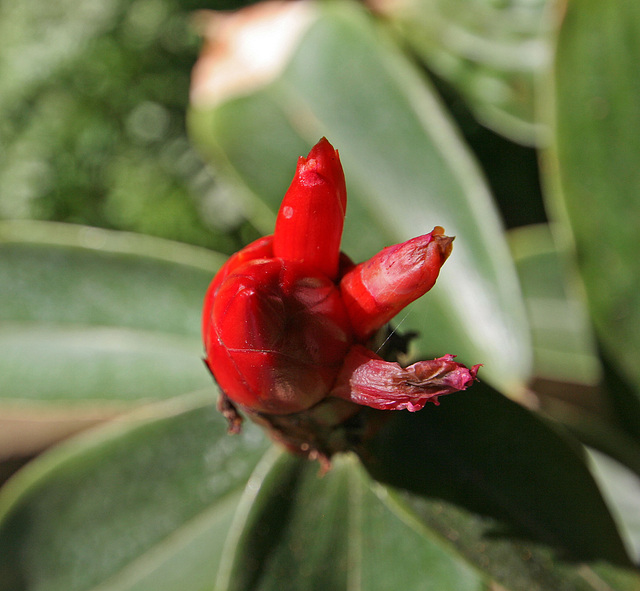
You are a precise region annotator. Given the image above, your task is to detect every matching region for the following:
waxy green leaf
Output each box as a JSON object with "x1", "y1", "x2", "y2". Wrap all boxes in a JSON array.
[
  {"x1": 544, "y1": 0, "x2": 640, "y2": 441},
  {"x1": 364, "y1": 382, "x2": 636, "y2": 588},
  {"x1": 588, "y1": 448, "x2": 640, "y2": 564},
  {"x1": 510, "y1": 225, "x2": 640, "y2": 484},
  {"x1": 509, "y1": 223, "x2": 600, "y2": 386},
  {"x1": 0, "y1": 221, "x2": 224, "y2": 457},
  {"x1": 218, "y1": 385, "x2": 639, "y2": 590},
  {"x1": 217, "y1": 450, "x2": 485, "y2": 591},
  {"x1": 0, "y1": 396, "x2": 268, "y2": 591}
]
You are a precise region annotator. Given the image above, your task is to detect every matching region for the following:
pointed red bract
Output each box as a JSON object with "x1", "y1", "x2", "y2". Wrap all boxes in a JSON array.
[
  {"x1": 273, "y1": 137, "x2": 347, "y2": 280},
  {"x1": 340, "y1": 227, "x2": 453, "y2": 340},
  {"x1": 202, "y1": 235, "x2": 273, "y2": 338}
]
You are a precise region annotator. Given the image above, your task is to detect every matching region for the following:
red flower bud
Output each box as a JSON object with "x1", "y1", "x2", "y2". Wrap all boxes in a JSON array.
[
  {"x1": 205, "y1": 258, "x2": 352, "y2": 414},
  {"x1": 202, "y1": 138, "x2": 479, "y2": 453}
]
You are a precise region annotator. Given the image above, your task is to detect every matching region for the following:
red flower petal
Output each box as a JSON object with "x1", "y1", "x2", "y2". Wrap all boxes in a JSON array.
[
  {"x1": 202, "y1": 235, "x2": 273, "y2": 338},
  {"x1": 205, "y1": 258, "x2": 353, "y2": 414},
  {"x1": 273, "y1": 138, "x2": 347, "y2": 280},
  {"x1": 340, "y1": 227, "x2": 453, "y2": 340}
]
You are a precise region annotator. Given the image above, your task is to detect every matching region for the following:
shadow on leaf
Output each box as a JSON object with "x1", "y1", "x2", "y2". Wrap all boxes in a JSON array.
[{"x1": 361, "y1": 380, "x2": 632, "y2": 567}]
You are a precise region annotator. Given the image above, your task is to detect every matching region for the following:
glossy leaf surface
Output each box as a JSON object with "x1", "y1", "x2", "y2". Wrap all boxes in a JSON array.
[
  {"x1": 0, "y1": 221, "x2": 224, "y2": 456},
  {"x1": 189, "y1": 0, "x2": 532, "y2": 397},
  {"x1": 218, "y1": 450, "x2": 485, "y2": 591},
  {"x1": 509, "y1": 224, "x2": 600, "y2": 385},
  {"x1": 509, "y1": 224, "x2": 640, "y2": 478},
  {"x1": 364, "y1": 383, "x2": 635, "y2": 581},
  {"x1": 545, "y1": 1, "x2": 640, "y2": 440},
  {"x1": 218, "y1": 384, "x2": 639, "y2": 590},
  {"x1": 588, "y1": 448, "x2": 640, "y2": 564},
  {"x1": 0, "y1": 396, "x2": 268, "y2": 591}
]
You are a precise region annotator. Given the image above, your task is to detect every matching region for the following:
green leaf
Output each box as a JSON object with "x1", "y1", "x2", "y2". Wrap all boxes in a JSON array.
[
  {"x1": 0, "y1": 221, "x2": 223, "y2": 334},
  {"x1": 189, "y1": 0, "x2": 532, "y2": 398},
  {"x1": 588, "y1": 448, "x2": 640, "y2": 563},
  {"x1": 0, "y1": 221, "x2": 224, "y2": 456},
  {"x1": 370, "y1": 384, "x2": 628, "y2": 589},
  {"x1": 374, "y1": 0, "x2": 552, "y2": 145},
  {"x1": 217, "y1": 387, "x2": 639, "y2": 590},
  {"x1": 509, "y1": 224, "x2": 640, "y2": 479},
  {"x1": 544, "y1": 1, "x2": 640, "y2": 438},
  {"x1": 218, "y1": 450, "x2": 486, "y2": 591},
  {"x1": 509, "y1": 223, "x2": 600, "y2": 385},
  {"x1": 0, "y1": 395, "x2": 268, "y2": 591}
]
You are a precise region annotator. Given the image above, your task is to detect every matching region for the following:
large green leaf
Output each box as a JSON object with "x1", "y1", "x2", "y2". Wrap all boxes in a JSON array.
[
  {"x1": 0, "y1": 395, "x2": 268, "y2": 591},
  {"x1": 364, "y1": 383, "x2": 637, "y2": 587},
  {"x1": 0, "y1": 221, "x2": 223, "y2": 334},
  {"x1": 2, "y1": 385, "x2": 636, "y2": 591},
  {"x1": 509, "y1": 223, "x2": 600, "y2": 386},
  {"x1": 509, "y1": 224, "x2": 640, "y2": 479},
  {"x1": 217, "y1": 385, "x2": 639, "y2": 590},
  {"x1": 189, "y1": 0, "x2": 532, "y2": 398},
  {"x1": 373, "y1": 0, "x2": 552, "y2": 145},
  {"x1": 544, "y1": 1, "x2": 640, "y2": 439},
  {"x1": 217, "y1": 450, "x2": 485, "y2": 591},
  {"x1": 0, "y1": 221, "x2": 224, "y2": 456}
]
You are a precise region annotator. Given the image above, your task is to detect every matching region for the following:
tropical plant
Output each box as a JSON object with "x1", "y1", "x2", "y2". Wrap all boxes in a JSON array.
[{"x1": 1, "y1": 1, "x2": 639, "y2": 590}]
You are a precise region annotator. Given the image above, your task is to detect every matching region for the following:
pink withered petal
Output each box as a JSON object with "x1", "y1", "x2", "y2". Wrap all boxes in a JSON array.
[{"x1": 331, "y1": 345, "x2": 480, "y2": 412}]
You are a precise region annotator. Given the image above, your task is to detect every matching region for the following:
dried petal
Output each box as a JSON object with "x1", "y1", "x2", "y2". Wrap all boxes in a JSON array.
[
  {"x1": 340, "y1": 227, "x2": 453, "y2": 339},
  {"x1": 273, "y1": 138, "x2": 347, "y2": 280},
  {"x1": 190, "y1": 2, "x2": 314, "y2": 107},
  {"x1": 331, "y1": 345, "x2": 480, "y2": 411}
]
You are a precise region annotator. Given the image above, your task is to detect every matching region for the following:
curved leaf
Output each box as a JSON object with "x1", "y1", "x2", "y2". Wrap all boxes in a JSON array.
[
  {"x1": 0, "y1": 220, "x2": 224, "y2": 334},
  {"x1": 0, "y1": 395, "x2": 268, "y2": 591},
  {"x1": 364, "y1": 382, "x2": 631, "y2": 567},
  {"x1": 509, "y1": 223, "x2": 600, "y2": 386},
  {"x1": 509, "y1": 224, "x2": 640, "y2": 479},
  {"x1": 588, "y1": 448, "x2": 640, "y2": 564},
  {"x1": 0, "y1": 221, "x2": 224, "y2": 456},
  {"x1": 189, "y1": 0, "x2": 532, "y2": 398},
  {"x1": 364, "y1": 382, "x2": 637, "y2": 588},
  {"x1": 373, "y1": 0, "x2": 552, "y2": 145},
  {"x1": 544, "y1": 1, "x2": 640, "y2": 439},
  {"x1": 217, "y1": 387, "x2": 639, "y2": 590},
  {"x1": 217, "y1": 450, "x2": 485, "y2": 591}
]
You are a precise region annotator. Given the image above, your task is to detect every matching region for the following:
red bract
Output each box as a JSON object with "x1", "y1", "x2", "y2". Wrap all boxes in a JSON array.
[{"x1": 203, "y1": 138, "x2": 479, "y2": 423}]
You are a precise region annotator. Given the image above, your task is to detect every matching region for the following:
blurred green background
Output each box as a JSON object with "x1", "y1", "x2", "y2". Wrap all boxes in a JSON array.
[
  {"x1": 0, "y1": 0, "x2": 264, "y2": 255},
  {"x1": 0, "y1": 0, "x2": 546, "y2": 252}
]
